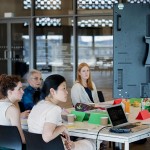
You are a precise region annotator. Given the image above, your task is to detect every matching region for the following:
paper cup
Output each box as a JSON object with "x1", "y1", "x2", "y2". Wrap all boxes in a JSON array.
[
  {"x1": 67, "y1": 114, "x2": 75, "y2": 124},
  {"x1": 101, "y1": 117, "x2": 108, "y2": 125},
  {"x1": 125, "y1": 112, "x2": 129, "y2": 119}
]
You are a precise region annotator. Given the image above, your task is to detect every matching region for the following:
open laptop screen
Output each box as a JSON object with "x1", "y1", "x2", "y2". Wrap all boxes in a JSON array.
[{"x1": 107, "y1": 105, "x2": 128, "y2": 126}]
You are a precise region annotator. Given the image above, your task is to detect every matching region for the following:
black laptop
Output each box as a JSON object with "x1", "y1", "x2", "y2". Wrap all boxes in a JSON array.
[{"x1": 106, "y1": 104, "x2": 149, "y2": 132}]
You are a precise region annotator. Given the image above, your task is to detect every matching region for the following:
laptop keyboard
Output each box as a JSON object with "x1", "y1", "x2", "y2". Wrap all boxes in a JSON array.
[{"x1": 119, "y1": 124, "x2": 138, "y2": 129}]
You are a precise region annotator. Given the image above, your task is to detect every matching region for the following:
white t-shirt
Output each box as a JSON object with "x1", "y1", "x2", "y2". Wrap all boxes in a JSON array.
[
  {"x1": 28, "y1": 100, "x2": 62, "y2": 134},
  {"x1": 0, "y1": 101, "x2": 13, "y2": 125},
  {"x1": 28, "y1": 100, "x2": 97, "y2": 150}
]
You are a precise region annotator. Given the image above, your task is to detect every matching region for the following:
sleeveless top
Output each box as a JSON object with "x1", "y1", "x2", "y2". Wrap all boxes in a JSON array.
[{"x1": 0, "y1": 101, "x2": 13, "y2": 125}]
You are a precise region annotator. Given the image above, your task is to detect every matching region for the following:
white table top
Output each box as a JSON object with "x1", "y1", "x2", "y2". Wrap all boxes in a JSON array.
[
  {"x1": 21, "y1": 100, "x2": 150, "y2": 150},
  {"x1": 64, "y1": 101, "x2": 150, "y2": 150}
]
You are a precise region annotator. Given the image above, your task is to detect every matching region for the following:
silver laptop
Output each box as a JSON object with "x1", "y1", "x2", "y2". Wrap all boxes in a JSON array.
[{"x1": 106, "y1": 104, "x2": 149, "y2": 132}]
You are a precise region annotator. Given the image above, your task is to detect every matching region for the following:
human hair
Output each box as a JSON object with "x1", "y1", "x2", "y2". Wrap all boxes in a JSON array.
[
  {"x1": 27, "y1": 69, "x2": 42, "y2": 80},
  {"x1": 77, "y1": 62, "x2": 93, "y2": 90},
  {"x1": 0, "y1": 74, "x2": 20, "y2": 99},
  {"x1": 41, "y1": 74, "x2": 66, "y2": 99}
]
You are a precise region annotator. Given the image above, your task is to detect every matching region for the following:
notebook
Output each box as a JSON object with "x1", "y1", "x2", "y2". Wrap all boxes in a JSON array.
[{"x1": 106, "y1": 104, "x2": 149, "y2": 132}]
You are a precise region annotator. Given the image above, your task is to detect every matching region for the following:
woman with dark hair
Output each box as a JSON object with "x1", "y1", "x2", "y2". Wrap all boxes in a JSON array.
[
  {"x1": 71, "y1": 62, "x2": 99, "y2": 106},
  {"x1": 0, "y1": 74, "x2": 25, "y2": 144},
  {"x1": 28, "y1": 74, "x2": 96, "y2": 150}
]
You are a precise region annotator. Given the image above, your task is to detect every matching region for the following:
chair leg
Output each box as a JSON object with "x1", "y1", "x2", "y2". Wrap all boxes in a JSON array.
[
  {"x1": 100, "y1": 141, "x2": 107, "y2": 150},
  {"x1": 114, "y1": 142, "x2": 122, "y2": 150},
  {"x1": 113, "y1": 142, "x2": 116, "y2": 150},
  {"x1": 109, "y1": 141, "x2": 112, "y2": 148}
]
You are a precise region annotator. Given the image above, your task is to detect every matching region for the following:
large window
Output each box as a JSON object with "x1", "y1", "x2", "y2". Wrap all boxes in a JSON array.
[{"x1": 0, "y1": 0, "x2": 115, "y2": 89}]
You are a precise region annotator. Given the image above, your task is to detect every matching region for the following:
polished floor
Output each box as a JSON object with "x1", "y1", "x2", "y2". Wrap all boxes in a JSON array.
[
  {"x1": 106, "y1": 139, "x2": 150, "y2": 150},
  {"x1": 129, "y1": 140, "x2": 150, "y2": 150}
]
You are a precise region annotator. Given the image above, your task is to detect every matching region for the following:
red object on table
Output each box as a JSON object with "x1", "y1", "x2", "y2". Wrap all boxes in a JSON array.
[
  {"x1": 113, "y1": 99, "x2": 122, "y2": 105},
  {"x1": 136, "y1": 110, "x2": 150, "y2": 120}
]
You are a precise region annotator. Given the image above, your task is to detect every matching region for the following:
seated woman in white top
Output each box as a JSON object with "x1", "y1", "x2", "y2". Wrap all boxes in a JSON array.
[
  {"x1": 71, "y1": 62, "x2": 99, "y2": 106},
  {"x1": 28, "y1": 74, "x2": 96, "y2": 150},
  {"x1": 0, "y1": 74, "x2": 25, "y2": 144}
]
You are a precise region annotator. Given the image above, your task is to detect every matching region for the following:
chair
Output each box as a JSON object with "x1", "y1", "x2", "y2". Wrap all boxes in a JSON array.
[
  {"x1": 18, "y1": 101, "x2": 25, "y2": 112},
  {"x1": 23, "y1": 130, "x2": 65, "y2": 150},
  {"x1": 97, "y1": 91, "x2": 105, "y2": 102},
  {"x1": 0, "y1": 125, "x2": 22, "y2": 150}
]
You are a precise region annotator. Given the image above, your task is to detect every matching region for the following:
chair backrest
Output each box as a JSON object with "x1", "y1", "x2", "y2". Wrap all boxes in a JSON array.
[
  {"x1": 0, "y1": 125, "x2": 22, "y2": 150},
  {"x1": 97, "y1": 91, "x2": 105, "y2": 102},
  {"x1": 18, "y1": 101, "x2": 25, "y2": 112},
  {"x1": 23, "y1": 130, "x2": 65, "y2": 150}
]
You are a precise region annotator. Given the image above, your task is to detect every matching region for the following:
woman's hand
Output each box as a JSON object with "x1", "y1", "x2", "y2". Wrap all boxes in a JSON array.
[
  {"x1": 64, "y1": 140, "x2": 75, "y2": 150},
  {"x1": 62, "y1": 128, "x2": 70, "y2": 141},
  {"x1": 21, "y1": 110, "x2": 30, "y2": 119},
  {"x1": 62, "y1": 127, "x2": 75, "y2": 150}
]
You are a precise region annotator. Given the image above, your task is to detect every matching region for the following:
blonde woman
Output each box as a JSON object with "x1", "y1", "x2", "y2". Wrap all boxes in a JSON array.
[{"x1": 71, "y1": 62, "x2": 99, "y2": 106}]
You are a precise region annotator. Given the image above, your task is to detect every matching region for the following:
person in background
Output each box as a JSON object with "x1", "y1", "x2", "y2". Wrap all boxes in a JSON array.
[
  {"x1": 71, "y1": 63, "x2": 107, "y2": 150},
  {"x1": 71, "y1": 62, "x2": 99, "y2": 106},
  {"x1": 28, "y1": 74, "x2": 96, "y2": 150},
  {"x1": 21, "y1": 69, "x2": 43, "y2": 110},
  {"x1": 0, "y1": 74, "x2": 25, "y2": 144}
]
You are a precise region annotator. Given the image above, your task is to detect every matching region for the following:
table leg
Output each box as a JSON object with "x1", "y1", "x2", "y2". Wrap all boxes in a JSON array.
[
  {"x1": 124, "y1": 142, "x2": 129, "y2": 150},
  {"x1": 118, "y1": 143, "x2": 122, "y2": 150},
  {"x1": 97, "y1": 140, "x2": 101, "y2": 149},
  {"x1": 115, "y1": 142, "x2": 122, "y2": 150},
  {"x1": 115, "y1": 142, "x2": 119, "y2": 150}
]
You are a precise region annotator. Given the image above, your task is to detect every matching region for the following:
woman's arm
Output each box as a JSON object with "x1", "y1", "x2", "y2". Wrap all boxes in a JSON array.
[
  {"x1": 42, "y1": 122, "x2": 68, "y2": 143},
  {"x1": 6, "y1": 105, "x2": 26, "y2": 144}
]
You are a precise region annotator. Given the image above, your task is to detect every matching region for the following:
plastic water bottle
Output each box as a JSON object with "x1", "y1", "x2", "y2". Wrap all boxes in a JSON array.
[
  {"x1": 141, "y1": 98, "x2": 145, "y2": 110},
  {"x1": 121, "y1": 99, "x2": 126, "y2": 111}
]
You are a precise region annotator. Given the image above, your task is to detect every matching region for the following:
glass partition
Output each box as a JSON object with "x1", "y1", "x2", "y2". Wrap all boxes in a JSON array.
[
  {"x1": 94, "y1": 35, "x2": 113, "y2": 71},
  {"x1": 30, "y1": 17, "x2": 73, "y2": 87},
  {"x1": 76, "y1": 16, "x2": 113, "y2": 89},
  {"x1": 0, "y1": 0, "x2": 114, "y2": 90},
  {"x1": 0, "y1": 20, "x2": 30, "y2": 77},
  {"x1": 0, "y1": 24, "x2": 7, "y2": 74}
]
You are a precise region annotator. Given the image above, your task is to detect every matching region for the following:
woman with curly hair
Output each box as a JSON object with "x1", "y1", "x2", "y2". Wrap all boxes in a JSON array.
[{"x1": 0, "y1": 74, "x2": 25, "y2": 144}]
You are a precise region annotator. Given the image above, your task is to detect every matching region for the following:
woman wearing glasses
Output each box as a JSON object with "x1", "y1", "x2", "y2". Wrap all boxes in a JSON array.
[{"x1": 21, "y1": 69, "x2": 43, "y2": 111}]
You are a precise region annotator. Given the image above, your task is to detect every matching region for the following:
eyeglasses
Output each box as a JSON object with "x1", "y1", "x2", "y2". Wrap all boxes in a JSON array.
[{"x1": 31, "y1": 77, "x2": 43, "y2": 81}]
